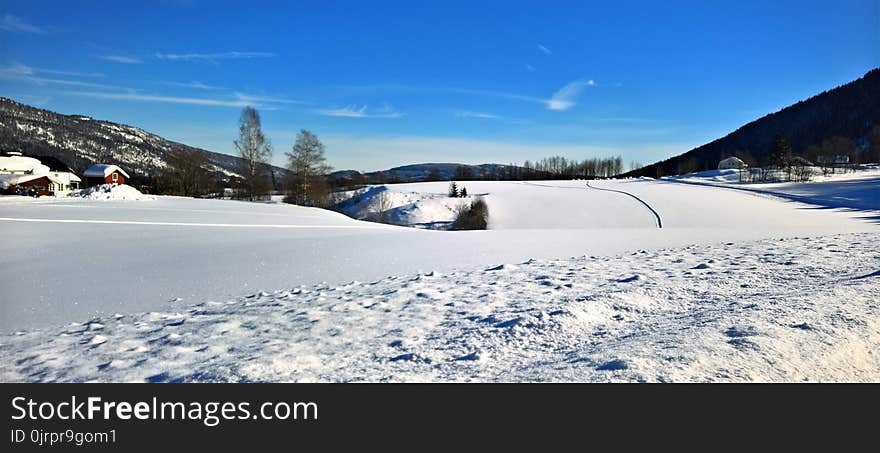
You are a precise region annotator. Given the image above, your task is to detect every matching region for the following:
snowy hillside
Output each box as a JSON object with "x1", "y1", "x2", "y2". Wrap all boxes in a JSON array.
[
  {"x1": 2, "y1": 232, "x2": 877, "y2": 382},
  {"x1": 665, "y1": 166, "x2": 880, "y2": 212},
  {"x1": 0, "y1": 97, "x2": 284, "y2": 180}
]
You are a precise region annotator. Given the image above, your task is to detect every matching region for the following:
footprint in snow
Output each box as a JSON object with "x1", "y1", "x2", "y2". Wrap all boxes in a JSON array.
[
  {"x1": 596, "y1": 359, "x2": 629, "y2": 371},
  {"x1": 724, "y1": 326, "x2": 758, "y2": 338},
  {"x1": 389, "y1": 353, "x2": 430, "y2": 363},
  {"x1": 616, "y1": 274, "x2": 643, "y2": 283},
  {"x1": 692, "y1": 263, "x2": 711, "y2": 270},
  {"x1": 494, "y1": 317, "x2": 522, "y2": 328},
  {"x1": 454, "y1": 352, "x2": 481, "y2": 361}
]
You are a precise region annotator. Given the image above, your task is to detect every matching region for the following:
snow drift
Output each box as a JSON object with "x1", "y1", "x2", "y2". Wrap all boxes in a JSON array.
[{"x1": 70, "y1": 184, "x2": 154, "y2": 201}]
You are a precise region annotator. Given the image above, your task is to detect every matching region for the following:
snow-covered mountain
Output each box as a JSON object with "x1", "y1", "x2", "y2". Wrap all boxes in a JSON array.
[{"x1": 0, "y1": 97, "x2": 282, "y2": 182}]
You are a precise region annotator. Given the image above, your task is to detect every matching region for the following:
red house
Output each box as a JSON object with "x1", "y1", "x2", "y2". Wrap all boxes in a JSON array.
[
  {"x1": 0, "y1": 173, "x2": 63, "y2": 196},
  {"x1": 83, "y1": 164, "x2": 130, "y2": 187}
]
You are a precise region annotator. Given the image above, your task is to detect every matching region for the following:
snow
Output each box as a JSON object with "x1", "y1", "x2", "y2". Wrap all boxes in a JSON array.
[
  {"x1": 69, "y1": 184, "x2": 154, "y2": 200},
  {"x1": 334, "y1": 185, "x2": 473, "y2": 228},
  {"x1": 2, "y1": 232, "x2": 877, "y2": 382},
  {"x1": 0, "y1": 175, "x2": 878, "y2": 382},
  {"x1": 0, "y1": 155, "x2": 49, "y2": 174},
  {"x1": 666, "y1": 166, "x2": 880, "y2": 213}
]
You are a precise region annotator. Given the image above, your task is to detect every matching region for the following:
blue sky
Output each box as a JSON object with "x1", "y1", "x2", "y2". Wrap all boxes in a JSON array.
[{"x1": 1, "y1": 0, "x2": 878, "y2": 171}]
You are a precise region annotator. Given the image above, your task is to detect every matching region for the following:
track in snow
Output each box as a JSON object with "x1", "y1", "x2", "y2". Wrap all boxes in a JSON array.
[
  {"x1": 522, "y1": 181, "x2": 663, "y2": 229},
  {"x1": 584, "y1": 181, "x2": 663, "y2": 229}
]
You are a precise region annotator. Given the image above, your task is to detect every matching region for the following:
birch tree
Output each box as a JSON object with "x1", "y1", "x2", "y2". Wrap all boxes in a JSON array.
[
  {"x1": 234, "y1": 106, "x2": 272, "y2": 200},
  {"x1": 286, "y1": 129, "x2": 332, "y2": 206}
]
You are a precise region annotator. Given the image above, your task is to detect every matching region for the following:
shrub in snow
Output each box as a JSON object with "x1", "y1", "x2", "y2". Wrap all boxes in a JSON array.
[{"x1": 451, "y1": 197, "x2": 489, "y2": 230}]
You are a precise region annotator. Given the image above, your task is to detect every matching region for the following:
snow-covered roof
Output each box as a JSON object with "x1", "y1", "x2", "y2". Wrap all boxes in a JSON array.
[
  {"x1": 0, "y1": 155, "x2": 50, "y2": 174},
  {"x1": 718, "y1": 157, "x2": 747, "y2": 169},
  {"x1": 83, "y1": 164, "x2": 130, "y2": 179},
  {"x1": 0, "y1": 172, "x2": 62, "y2": 189}
]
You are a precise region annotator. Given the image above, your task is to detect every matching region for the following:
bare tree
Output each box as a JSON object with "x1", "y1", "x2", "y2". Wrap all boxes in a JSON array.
[
  {"x1": 234, "y1": 106, "x2": 272, "y2": 200},
  {"x1": 374, "y1": 190, "x2": 394, "y2": 223},
  {"x1": 162, "y1": 147, "x2": 212, "y2": 197},
  {"x1": 285, "y1": 129, "x2": 332, "y2": 206}
]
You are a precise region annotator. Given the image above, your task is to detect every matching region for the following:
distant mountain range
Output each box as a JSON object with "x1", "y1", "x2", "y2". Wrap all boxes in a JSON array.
[
  {"x1": 624, "y1": 67, "x2": 880, "y2": 177},
  {"x1": 331, "y1": 163, "x2": 519, "y2": 184},
  {"x1": 0, "y1": 97, "x2": 286, "y2": 183}
]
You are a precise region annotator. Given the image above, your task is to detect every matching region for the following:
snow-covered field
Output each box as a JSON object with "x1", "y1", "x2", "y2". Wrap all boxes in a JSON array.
[
  {"x1": 1, "y1": 173, "x2": 878, "y2": 382},
  {"x1": 3, "y1": 232, "x2": 877, "y2": 382}
]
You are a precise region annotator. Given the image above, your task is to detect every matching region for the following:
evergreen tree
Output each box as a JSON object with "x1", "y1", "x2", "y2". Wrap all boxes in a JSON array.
[
  {"x1": 448, "y1": 181, "x2": 458, "y2": 197},
  {"x1": 460, "y1": 187, "x2": 467, "y2": 197},
  {"x1": 770, "y1": 133, "x2": 792, "y2": 169}
]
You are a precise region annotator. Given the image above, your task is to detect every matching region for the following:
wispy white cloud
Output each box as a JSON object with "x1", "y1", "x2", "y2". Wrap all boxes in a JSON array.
[
  {"x1": 99, "y1": 55, "x2": 142, "y2": 64},
  {"x1": 449, "y1": 79, "x2": 595, "y2": 111},
  {"x1": 233, "y1": 92, "x2": 304, "y2": 105},
  {"x1": 318, "y1": 104, "x2": 403, "y2": 118},
  {"x1": 69, "y1": 91, "x2": 252, "y2": 107},
  {"x1": 162, "y1": 80, "x2": 223, "y2": 90},
  {"x1": 0, "y1": 14, "x2": 45, "y2": 33},
  {"x1": 537, "y1": 43, "x2": 552, "y2": 55},
  {"x1": 0, "y1": 64, "x2": 124, "y2": 90},
  {"x1": 525, "y1": 64, "x2": 536, "y2": 72},
  {"x1": 4, "y1": 62, "x2": 104, "y2": 78},
  {"x1": 447, "y1": 88, "x2": 549, "y2": 106},
  {"x1": 456, "y1": 111, "x2": 500, "y2": 120},
  {"x1": 2, "y1": 63, "x2": 103, "y2": 78},
  {"x1": 546, "y1": 79, "x2": 596, "y2": 111},
  {"x1": 156, "y1": 51, "x2": 276, "y2": 63},
  {"x1": 36, "y1": 68, "x2": 105, "y2": 78}
]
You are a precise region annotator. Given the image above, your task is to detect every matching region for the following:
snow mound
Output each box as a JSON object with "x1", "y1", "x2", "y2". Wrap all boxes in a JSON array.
[
  {"x1": 71, "y1": 184, "x2": 154, "y2": 201},
  {"x1": 334, "y1": 185, "x2": 472, "y2": 229}
]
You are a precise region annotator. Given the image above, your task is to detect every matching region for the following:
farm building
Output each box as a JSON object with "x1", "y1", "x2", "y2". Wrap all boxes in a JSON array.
[
  {"x1": 83, "y1": 164, "x2": 129, "y2": 186},
  {"x1": 0, "y1": 173, "x2": 63, "y2": 196},
  {"x1": 718, "y1": 156, "x2": 748, "y2": 170},
  {"x1": 0, "y1": 152, "x2": 81, "y2": 196}
]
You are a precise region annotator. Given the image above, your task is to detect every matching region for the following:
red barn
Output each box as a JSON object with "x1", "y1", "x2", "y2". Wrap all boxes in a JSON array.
[{"x1": 83, "y1": 164, "x2": 130, "y2": 187}]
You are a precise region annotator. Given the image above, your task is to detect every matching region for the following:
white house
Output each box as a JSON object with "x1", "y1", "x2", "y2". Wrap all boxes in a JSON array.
[
  {"x1": 32, "y1": 155, "x2": 82, "y2": 195},
  {"x1": 718, "y1": 156, "x2": 747, "y2": 170}
]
